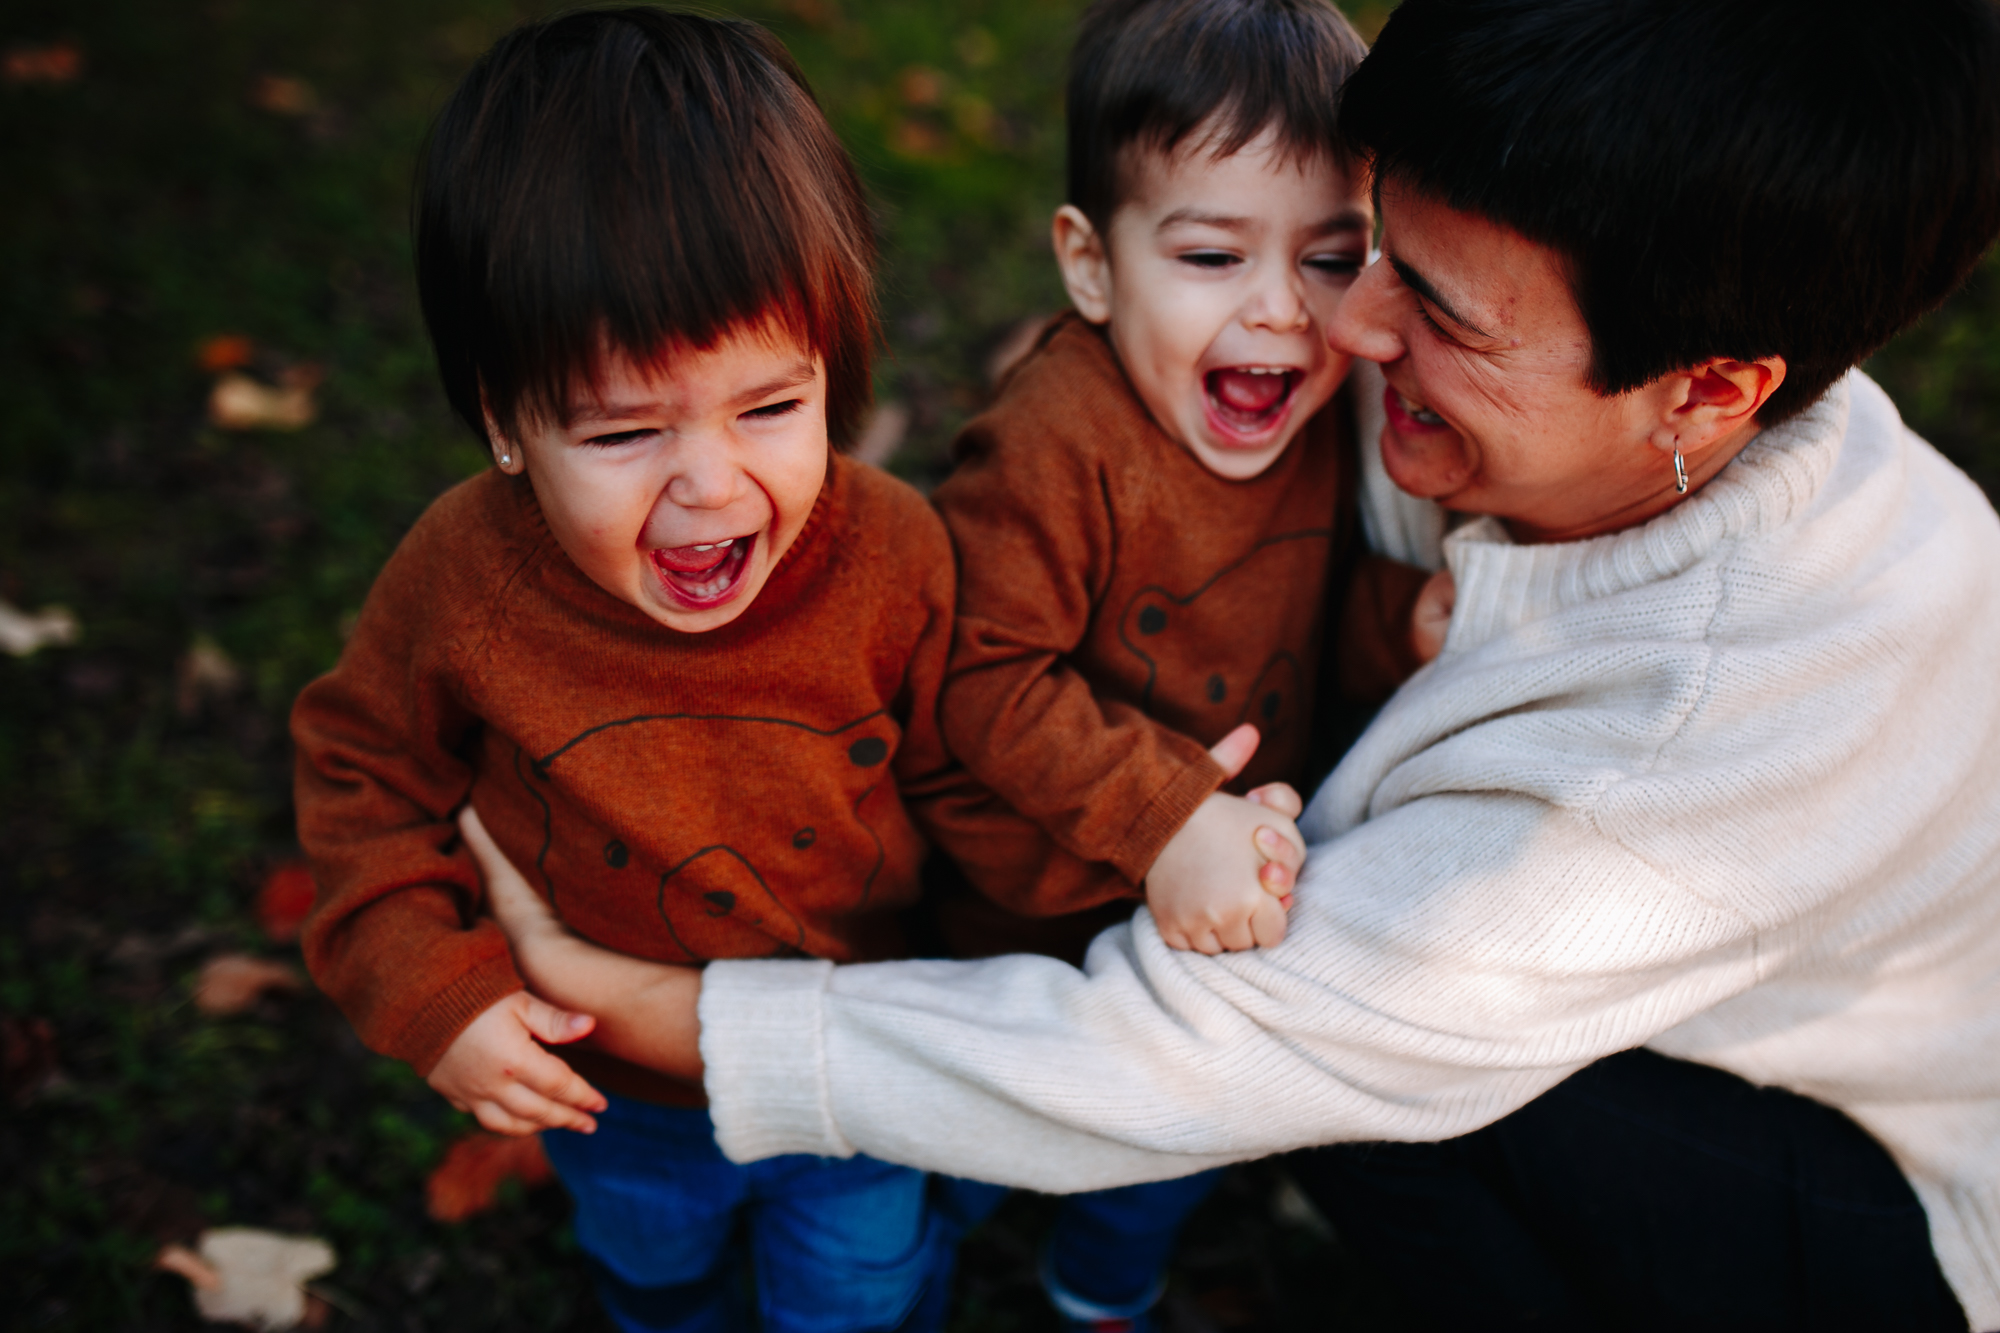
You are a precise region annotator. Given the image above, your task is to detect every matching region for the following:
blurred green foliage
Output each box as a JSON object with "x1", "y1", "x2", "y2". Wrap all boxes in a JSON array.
[{"x1": 1, "y1": 1, "x2": 1996, "y2": 1329}]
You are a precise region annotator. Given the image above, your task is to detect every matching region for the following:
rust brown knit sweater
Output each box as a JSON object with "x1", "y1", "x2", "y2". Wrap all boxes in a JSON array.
[
  {"x1": 291, "y1": 454, "x2": 961, "y2": 1099},
  {"x1": 928, "y1": 314, "x2": 1428, "y2": 927}
]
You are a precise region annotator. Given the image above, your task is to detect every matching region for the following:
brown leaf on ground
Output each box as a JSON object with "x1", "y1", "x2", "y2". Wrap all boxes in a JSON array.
[
  {"x1": 250, "y1": 75, "x2": 318, "y2": 116},
  {"x1": 425, "y1": 1131, "x2": 555, "y2": 1222},
  {"x1": 155, "y1": 1243, "x2": 223, "y2": 1291},
  {"x1": 208, "y1": 365, "x2": 323, "y2": 431},
  {"x1": 193, "y1": 954, "x2": 305, "y2": 1016},
  {"x1": 158, "y1": 1228, "x2": 336, "y2": 1330},
  {"x1": 197, "y1": 334, "x2": 255, "y2": 374},
  {"x1": 0, "y1": 599, "x2": 79, "y2": 658},
  {"x1": 175, "y1": 635, "x2": 242, "y2": 716},
  {"x1": 256, "y1": 862, "x2": 318, "y2": 944},
  {"x1": 3, "y1": 42, "x2": 82, "y2": 86},
  {"x1": 2, "y1": 1015, "x2": 58, "y2": 1103}
]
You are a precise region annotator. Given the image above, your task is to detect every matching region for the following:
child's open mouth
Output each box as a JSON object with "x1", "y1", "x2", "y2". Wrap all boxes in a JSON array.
[
  {"x1": 651, "y1": 534, "x2": 755, "y2": 608},
  {"x1": 1204, "y1": 366, "x2": 1302, "y2": 440}
]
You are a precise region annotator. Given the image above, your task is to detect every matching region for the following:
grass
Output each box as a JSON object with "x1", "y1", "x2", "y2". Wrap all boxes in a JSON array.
[{"x1": 2, "y1": 1, "x2": 1997, "y2": 1329}]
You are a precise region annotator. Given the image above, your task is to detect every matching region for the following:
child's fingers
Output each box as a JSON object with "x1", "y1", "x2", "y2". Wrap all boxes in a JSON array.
[
  {"x1": 1244, "y1": 782, "x2": 1303, "y2": 819},
  {"x1": 518, "y1": 992, "x2": 596, "y2": 1047},
  {"x1": 515, "y1": 1037, "x2": 609, "y2": 1115},
  {"x1": 1250, "y1": 895, "x2": 1290, "y2": 950},
  {"x1": 493, "y1": 1082, "x2": 599, "y2": 1135},
  {"x1": 1206, "y1": 724, "x2": 1261, "y2": 779},
  {"x1": 1254, "y1": 825, "x2": 1306, "y2": 874},
  {"x1": 1213, "y1": 914, "x2": 1256, "y2": 953},
  {"x1": 471, "y1": 1099, "x2": 551, "y2": 1138},
  {"x1": 1259, "y1": 859, "x2": 1295, "y2": 896}
]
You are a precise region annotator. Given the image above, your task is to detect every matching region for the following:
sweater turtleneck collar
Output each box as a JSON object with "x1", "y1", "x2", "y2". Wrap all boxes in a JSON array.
[{"x1": 1439, "y1": 373, "x2": 1852, "y2": 653}]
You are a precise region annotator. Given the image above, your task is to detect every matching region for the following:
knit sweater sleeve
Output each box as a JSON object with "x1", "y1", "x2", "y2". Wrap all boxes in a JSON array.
[
  {"x1": 700, "y1": 788, "x2": 1760, "y2": 1182},
  {"x1": 291, "y1": 486, "x2": 525, "y2": 1075},
  {"x1": 933, "y1": 416, "x2": 1224, "y2": 887}
]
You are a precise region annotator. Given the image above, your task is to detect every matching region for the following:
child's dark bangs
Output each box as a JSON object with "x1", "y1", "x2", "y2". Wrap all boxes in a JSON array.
[
  {"x1": 1069, "y1": 0, "x2": 1365, "y2": 228},
  {"x1": 419, "y1": 10, "x2": 877, "y2": 448}
]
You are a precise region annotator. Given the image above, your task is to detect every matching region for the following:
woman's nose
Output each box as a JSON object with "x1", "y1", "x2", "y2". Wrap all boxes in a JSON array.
[{"x1": 1327, "y1": 257, "x2": 1407, "y2": 364}]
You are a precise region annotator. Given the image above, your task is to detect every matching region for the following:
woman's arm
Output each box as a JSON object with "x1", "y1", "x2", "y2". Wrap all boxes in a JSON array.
[
  {"x1": 697, "y1": 791, "x2": 1762, "y2": 1190},
  {"x1": 458, "y1": 807, "x2": 703, "y2": 1082}
]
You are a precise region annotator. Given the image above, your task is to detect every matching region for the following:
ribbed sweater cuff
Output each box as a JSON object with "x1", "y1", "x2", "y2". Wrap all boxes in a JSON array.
[
  {"x1": 700, "y1": 959, "x2": 850, "y2": 1163},
  {"x1": 392, "y1": 951, "x2": 525, "y2": 1077},
  {"x1": 1110, "y1": 752, "x2": 1229, "y2": 884}
]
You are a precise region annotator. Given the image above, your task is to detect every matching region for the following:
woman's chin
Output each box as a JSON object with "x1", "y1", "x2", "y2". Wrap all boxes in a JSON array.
[{"x1": 1379, "y1": 422, "x2": 1474, "y2": 501}]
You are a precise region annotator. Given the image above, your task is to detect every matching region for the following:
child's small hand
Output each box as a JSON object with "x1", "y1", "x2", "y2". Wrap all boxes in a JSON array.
[
  {"x1": 1245, "y1": 780, "x2": 1307, "y2": 905},
  {"x1": 426, "y1": 991, "x2": 607, "y2": 1136},
  {"x1": 1412, "y1": 568, "x2": 1456, "y2": 664},
  {"x1": 1144, "y1": 725, "x2": 1307, "y2": 954}
]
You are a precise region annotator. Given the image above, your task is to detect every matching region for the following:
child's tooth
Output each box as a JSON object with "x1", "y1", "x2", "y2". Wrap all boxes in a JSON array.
[{"x1": 717, "y1": 538, "x2": 733, "y2": 547}]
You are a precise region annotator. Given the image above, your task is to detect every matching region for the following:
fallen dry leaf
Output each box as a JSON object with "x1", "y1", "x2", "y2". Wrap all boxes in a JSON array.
[
  {"x1": 425, "y1": 1131, "x2": 555, "y2": 1222},
  {"x1": 208, "y1": 365, "x2": 323, "y2": 431},
  {"x1": 2, "y1": 1015, "x2": 58, "y2": 1104},
  {"x1": 176, "y1": 635, "x2": 242, "y2": 716},
  {"x1": 0, "y1": 599, "x2": 78, "y2": 657},
  {"x1": 157, "y1": 1228, "x2": 336, "y2": 1331},
  {"x1": 197, "y1": 333, "x2": 256, "y2": 374},
  {"x1": 256, "y1": 863, "x2": 318, "y2": 944},
  {"x1": 3, "y1": 41, "x2": 82, "y2": 86},
  {"x1": 250, "y1": 74, "x2": 318, "y2": 116},
  {"x1": 193, "y1": 954, "x2": 305, "y2": 1016},
  {"x1": 155, "y1": 1243, "x2": 223, "y2": 1291}
]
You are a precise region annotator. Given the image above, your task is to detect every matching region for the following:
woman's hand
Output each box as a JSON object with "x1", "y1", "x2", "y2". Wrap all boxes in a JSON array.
[{"x1": 459, "y1": 806, "x2": 705, "y2": 1082}]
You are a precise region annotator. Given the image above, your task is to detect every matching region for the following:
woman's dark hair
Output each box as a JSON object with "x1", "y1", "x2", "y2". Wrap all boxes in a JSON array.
[
  {"x1": 1341, "y1": 0, "x2": 2000, "y2": 424},
  {"x1": 416, "y1": 8, "x2": 877, "y2": 448},
  {"x1": 1066, "y1": 0, "x2": 1369, "y2": 233}
]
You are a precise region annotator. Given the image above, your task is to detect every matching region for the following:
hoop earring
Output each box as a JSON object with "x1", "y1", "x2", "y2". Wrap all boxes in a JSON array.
[{"x1": 1672, "y1": 447, "x2": 1689, "y2": 495}]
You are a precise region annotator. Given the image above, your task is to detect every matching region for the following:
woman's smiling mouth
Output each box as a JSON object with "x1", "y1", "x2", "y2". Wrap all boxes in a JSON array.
[
  {"x1": 1385, "y1": 384, "x2": 1448, "y2": 430},
  {"x1": 1204, "y1": 366, "x2": 1302, "y2": 441},
  {"x1": 651, "y1": 534, "x2": 755, "y2": 608}
]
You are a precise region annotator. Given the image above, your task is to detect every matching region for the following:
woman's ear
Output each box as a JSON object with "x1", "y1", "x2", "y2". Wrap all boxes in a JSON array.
[
  {"x1": 1052, "y1": 204, "x2": 1114, "y2": 324},
  {"x1": 1649, "y1": 355, "x2": 1787, "y2": 464}
]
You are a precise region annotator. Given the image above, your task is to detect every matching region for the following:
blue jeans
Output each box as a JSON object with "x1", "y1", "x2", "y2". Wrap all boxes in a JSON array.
[
  {"x1": 933, "y1": 1171, "x2": 1222, "y2": 1322},
  {"x1": 542, "y1": 1095, "x2": 948, "y2": 1333},
  {"x1": 1043, "y1": 1172, "x2": 1222, "y2": 1320}
]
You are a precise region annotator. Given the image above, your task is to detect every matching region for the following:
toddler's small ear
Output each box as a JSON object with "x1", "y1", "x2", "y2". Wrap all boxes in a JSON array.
[{"x1": 1052, "y1": 204, "x2": 1113, "y2": 324}]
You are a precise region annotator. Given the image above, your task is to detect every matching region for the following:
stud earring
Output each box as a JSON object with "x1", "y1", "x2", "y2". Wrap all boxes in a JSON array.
[
  {"x1": 1672, "y1": 447, "x2": 1688, "y2": 495},
  {"x1": 499, "y1": 452, "x2": 511, "y2": 466}
]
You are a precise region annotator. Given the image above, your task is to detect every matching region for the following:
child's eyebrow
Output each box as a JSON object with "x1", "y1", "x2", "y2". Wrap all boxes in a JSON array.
[
  {"x1": 1154, "y1": 207, "x2": 1372, "y2": 235},
  {"x1": 566, "y1": 360, "x2": 817, "y2": 425}
]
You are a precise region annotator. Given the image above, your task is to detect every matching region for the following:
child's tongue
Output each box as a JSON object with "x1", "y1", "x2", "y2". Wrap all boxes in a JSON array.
[
  {"x1": 1209, "y1": 368, "x2": 1290, "y2": 416},
  {"x1": 653, "y1": 539, "x2": 737, "y2": 576}
]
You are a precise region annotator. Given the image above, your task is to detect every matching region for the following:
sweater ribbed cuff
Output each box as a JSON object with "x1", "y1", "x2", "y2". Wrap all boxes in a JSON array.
[
  {"x1": 1109, "y1": 752, "x2": 1229, "y2": 884},
  {"x1": 700, "y1": 959, "x2": 851, "y2": 1163},
  {"x1": 393, "y1": 951, "x2": 525, "y2": 1077}
]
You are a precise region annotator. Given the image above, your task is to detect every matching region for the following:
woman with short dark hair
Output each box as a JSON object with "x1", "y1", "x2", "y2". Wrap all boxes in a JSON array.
[{"x1": 463, "y1": 1, "x2": 2000, "y2": 1326}]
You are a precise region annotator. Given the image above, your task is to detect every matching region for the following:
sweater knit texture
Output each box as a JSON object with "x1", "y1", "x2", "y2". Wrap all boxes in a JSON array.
[
  {"x1": 699, "y1": 371, "x2": 2000, "y2": 1327},
  {"x1": 292, "y1": 454, "x2": 961, "y2": 1102},
  {"x1": 928, "y1": 315, "x2": 1426, "y2": 917}
]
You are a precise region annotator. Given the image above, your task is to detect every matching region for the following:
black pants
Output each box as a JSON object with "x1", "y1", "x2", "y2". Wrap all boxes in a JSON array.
[{"x1": 1290, "y1": 1049, "x2": 1969, "y2": 1332}]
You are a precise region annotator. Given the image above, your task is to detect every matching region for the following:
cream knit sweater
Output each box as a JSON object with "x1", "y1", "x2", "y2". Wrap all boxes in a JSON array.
[{"x1": 701, "y1": 368, "x2": 2000, "y2": 1326}]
